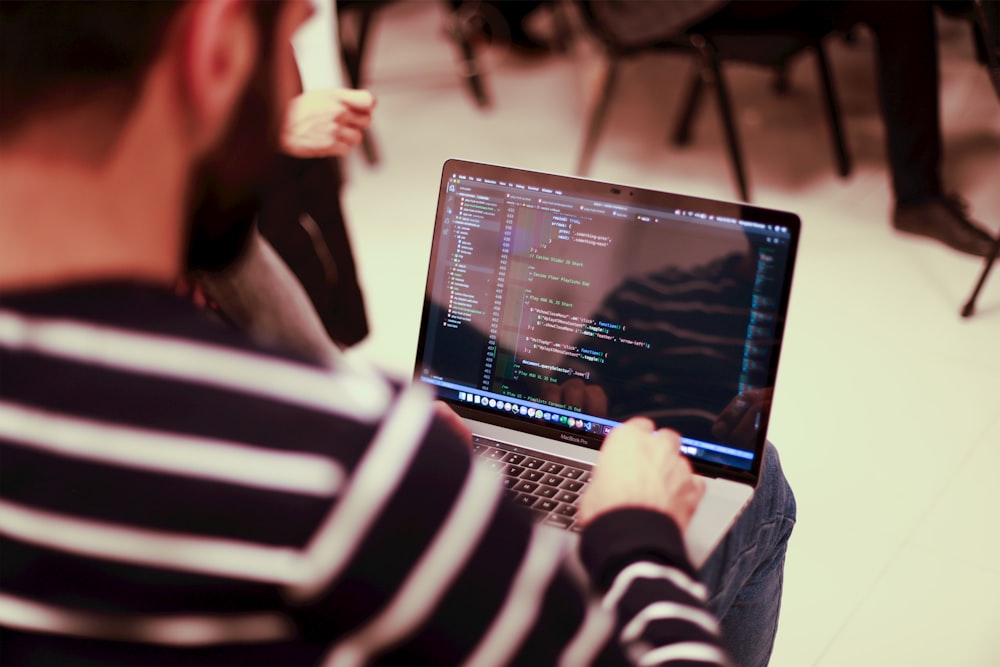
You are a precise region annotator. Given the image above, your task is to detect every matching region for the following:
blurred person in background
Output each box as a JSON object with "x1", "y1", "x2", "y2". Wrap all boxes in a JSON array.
[{"x1": 192, "y1": 0, "x2": 375, "y2": 365}]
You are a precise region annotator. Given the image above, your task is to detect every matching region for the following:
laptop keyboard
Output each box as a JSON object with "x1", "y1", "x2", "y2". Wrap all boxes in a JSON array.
[{"x1": 472, "y1": 435, "x2": 593, "y2": 531}]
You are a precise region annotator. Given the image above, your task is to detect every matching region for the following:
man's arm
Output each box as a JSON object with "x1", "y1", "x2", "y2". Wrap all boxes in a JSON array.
[
  {"x1": 579, "y1": 420, "x2": 729, "y2": 665},
  {"x1": 295, "y1": 387, "x2": 728, "y2": 665}
]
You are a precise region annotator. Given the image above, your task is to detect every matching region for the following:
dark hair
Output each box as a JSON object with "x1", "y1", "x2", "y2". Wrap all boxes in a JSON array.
[{"x1": 0, "y1": 1, "x2": 189, "y2": 142}]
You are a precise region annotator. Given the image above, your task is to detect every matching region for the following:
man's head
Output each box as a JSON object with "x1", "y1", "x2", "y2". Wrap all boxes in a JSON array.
[
  {"x1": 0, "y1": 2, "x2": 185, "y2": 156},
  {"x1": 0, "y1": 0, "x2": 312, "y2": 281}
]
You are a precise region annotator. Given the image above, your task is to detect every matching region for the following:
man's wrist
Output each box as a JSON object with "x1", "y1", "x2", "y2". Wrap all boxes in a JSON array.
[{"x1": 578, "y1": 508, "x2": 696, "y2": 592}]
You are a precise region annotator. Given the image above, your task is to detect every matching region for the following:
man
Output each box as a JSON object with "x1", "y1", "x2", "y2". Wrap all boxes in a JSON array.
[{"x1": 0, "y1": 2, "x2": 790, "y2": 665}]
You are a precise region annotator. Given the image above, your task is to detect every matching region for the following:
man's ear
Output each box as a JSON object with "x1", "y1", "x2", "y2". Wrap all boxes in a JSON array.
[{"x1": 181, "y1": 0, "x2": 258, "y2": 152}]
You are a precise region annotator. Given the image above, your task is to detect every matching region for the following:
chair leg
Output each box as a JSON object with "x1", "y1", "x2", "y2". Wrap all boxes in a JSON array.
[
  {"x1": 576, "y1": 57, "x2": 620, "y2": 176},
  {"x1": 961, "y1": 231, "x2": 1000, "y2": 317},
  {"x1": 706, "y1": 54, "x2": 750, "y2": 202},
  {"x1": 813, "y1": 39, "x2": 851, "y2": 178},
  {"x1": 671, "y1": 65, "x2": 705, "y2": 146},
  {"x1": 444, "y1": 0, "x2": 491, "y2": 108},
  {"x1": 457, "y1": 35, "x2": 491, "y2": 108}
]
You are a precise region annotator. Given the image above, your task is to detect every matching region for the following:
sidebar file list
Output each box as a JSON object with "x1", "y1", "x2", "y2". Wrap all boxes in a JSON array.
[{"x1": 439, "y1": 182, "x2": 509, "y2": 391}]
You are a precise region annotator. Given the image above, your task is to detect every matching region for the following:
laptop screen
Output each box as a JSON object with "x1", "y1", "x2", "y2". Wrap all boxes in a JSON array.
[{"x1": 415, "y1": 160, "x2": 799, "y2": 483}]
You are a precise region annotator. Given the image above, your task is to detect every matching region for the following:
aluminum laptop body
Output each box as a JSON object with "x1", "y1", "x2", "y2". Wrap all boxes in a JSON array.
[{"x1": 414, "y1": 159, "x2": 800, "y2": 566}]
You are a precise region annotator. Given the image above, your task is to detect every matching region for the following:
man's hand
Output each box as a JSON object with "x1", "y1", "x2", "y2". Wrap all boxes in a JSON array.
[
  {"x1": 282, "y1": 88, "x2": 375, "y2": 158},
  {"x1": 579, "y1": 418, "x2": 704, "y2": 533}
]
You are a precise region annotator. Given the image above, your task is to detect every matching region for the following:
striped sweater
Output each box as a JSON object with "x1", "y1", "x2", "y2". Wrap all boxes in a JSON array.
[{"x1": 0, "y1": 282, "x2": 728, "y2": 666}]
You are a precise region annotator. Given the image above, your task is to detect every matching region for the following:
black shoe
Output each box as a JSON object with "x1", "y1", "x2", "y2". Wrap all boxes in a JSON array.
[{"x1": 892, "y1": 195, "x2": 996, "y2": 257}]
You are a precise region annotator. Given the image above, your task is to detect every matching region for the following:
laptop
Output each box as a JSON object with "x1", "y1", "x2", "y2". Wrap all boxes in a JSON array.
[{"x1": 413, "y1": 159, "x2": 800, "y2": 566}]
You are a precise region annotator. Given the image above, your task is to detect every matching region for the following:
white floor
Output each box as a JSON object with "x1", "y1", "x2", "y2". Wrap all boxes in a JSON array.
[{"x1": 324, "y1": 3, "x2": 999, "y2": 664}]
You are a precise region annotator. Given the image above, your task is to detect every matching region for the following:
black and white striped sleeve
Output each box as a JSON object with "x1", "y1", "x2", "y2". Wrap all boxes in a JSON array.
[
  {"x1": 0, "y1": 298, "x2": 731, "y2": 666},
  {"x1": 291, "y1": 382, "x2": 591, "y2": 665},
  {"x1": 580, "y1": 509, "x2": 730, "y2": 666},
  {"x1": 301, "y1": 383, "x2": 729, "y2": 666}
]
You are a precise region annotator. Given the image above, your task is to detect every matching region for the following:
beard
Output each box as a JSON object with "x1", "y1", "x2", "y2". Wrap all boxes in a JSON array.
[{"x1": 183, "y1": 4, "x2": 285, "y2": 273}]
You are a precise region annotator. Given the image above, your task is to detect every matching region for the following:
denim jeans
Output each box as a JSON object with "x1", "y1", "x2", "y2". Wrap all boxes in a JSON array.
[{"x1": 698, "y1": 443, "x2": 797, "y2": 667}]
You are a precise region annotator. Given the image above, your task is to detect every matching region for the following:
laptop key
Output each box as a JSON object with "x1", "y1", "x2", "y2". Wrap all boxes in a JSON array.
[
  {"x1": 544, "y1": 514, "x2": 573, "y2": 529},
  {"x1": 514, "y1": 480, "x2": 539, "y2": 494},
  {"x1": 555, "y1": 503, "x2": 577, "y2": 517},
  {"x1": 523, "y1": 458, "x2": 544, "y2": 469},
  {"x1": 522, "y1": 470, "x2": 544, "y2": 482},
  {"x1": 580, "y1": 471, "x2": 593, "y2": 484},
  {"x1": 502, "y1": 477, "x2": 517, "y2": 489},
  {"x1": 504, "y1": 453, "x2": 525, "y2": 465},
  {"x1": 562, "y1": 467, "x2": 585, "y2": 480},
  {"x1": 535, "y1": 484, "x2": 558, "y2": 499},
  {"x1": 541, "y1": 474, "x2": 562, "y2": 487},
  {"x1": 555, "y1": 491, "x2": 579, "y2": 504},
  {"x1": 487, "y1": 448, "x2": 507, "y2": 460},
  {"x1": 560, "y1": 479, "x2": 584, "y2": 492},
  {"x1": 514, "y1": 493, "x2": 537, "y2": 508},
  {"x1": 505, "y1": 465, "x2": 526, "y2": 477},
  {"x1": 541, "y1": 462, "x2": 564, "y2": 475},
  {"x1": 535, "y1": 498, "x2": 559, "y2": 513}
]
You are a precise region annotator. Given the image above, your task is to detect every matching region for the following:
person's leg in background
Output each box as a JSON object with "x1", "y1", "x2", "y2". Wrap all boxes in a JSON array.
[
  {"x1": 257, "y1": 154, "x2": 370, "y2": 349},
  {"x1": 698, "y1": 443, "x2": 797, "y2": 667},
  {"x1": 830, "y1": 0, "x2": 995, "y2": 256},
  {"x1": 698, "y1": 0, "x2": 994, "y2": 257},
  {"x1": 195, "y1": 226, "x2": 343, "y2": 367}
]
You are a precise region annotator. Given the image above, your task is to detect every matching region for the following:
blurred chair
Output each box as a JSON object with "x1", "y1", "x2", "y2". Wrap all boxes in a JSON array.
[
  {"x1": 574, "y1": 1, "x2": 852, "y2": 202},
  {"x1": 337, "y1": 0, "x2": 492, "y2": 165},
  {"x1": 961, "y1": 0, "x2": 1000, "y2": 318}
]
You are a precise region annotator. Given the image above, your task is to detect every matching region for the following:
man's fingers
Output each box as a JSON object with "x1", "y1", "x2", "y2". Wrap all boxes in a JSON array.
[
  {"x1": 330, "y1": 125, "x2": 363, "y2": 148},
  {"x1": 692, "y1": 475, "x2": 706, "y2": 499},
  {"x1": 652, "y1": 427, "x2": 682, "y2": 454},
  {"x1": 335, "y1": 108, "x2": 373, "y2": 130},
  {"x1": 337, "y1": 88, "x2": 376, "y2": 111},
  {"x1": 580, "y1": 419, "x2": 701, "y2": 532}
]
